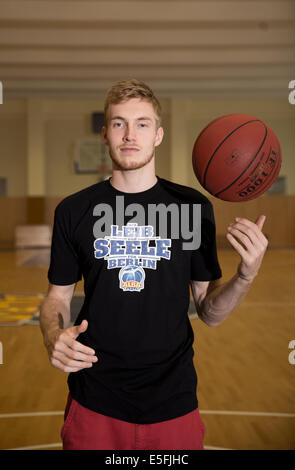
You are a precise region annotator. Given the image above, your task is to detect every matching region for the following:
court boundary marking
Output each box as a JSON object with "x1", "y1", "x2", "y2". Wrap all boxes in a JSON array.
[
  {"x1": 8, "y1": 443, "x2": 63, "y2": 450},
  {"x1": 7, "y1": 443, "x2": 231, "y2": 450},
  {"x1": 200, "y1": 410, "x2": 295, "y2": 417},
  {"x1": 0, "y1": 410, "x2": 294, "y2": 419}
]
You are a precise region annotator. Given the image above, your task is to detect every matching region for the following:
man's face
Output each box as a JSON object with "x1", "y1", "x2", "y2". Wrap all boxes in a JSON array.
[{"x1": 102, "y1": 98, "x2": 164, "y2": 171}]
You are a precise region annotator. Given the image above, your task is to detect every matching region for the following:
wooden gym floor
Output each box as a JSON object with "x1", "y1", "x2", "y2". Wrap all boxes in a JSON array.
[{"x1": 0, "y1": 247, "x2": 294, "y2": 450}]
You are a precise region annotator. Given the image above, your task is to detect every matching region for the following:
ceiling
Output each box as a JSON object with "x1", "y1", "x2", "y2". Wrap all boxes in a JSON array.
[{"x1": 0, "y1": 0, "x2": 295, "y2": 99}]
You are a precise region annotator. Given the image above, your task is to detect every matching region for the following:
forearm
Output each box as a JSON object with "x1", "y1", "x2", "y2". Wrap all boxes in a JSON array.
[
  {"x1": 200, "y1": 273, "x2": 252, "y2": 327},
  {"x1": 39, "y1": 296, "x2": 71, "y2": 344}
]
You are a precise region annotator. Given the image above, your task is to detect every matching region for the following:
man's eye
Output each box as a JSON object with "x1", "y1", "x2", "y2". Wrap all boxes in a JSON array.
[
  {"x1": 113, "y1": 122, "x2": 122, "y2": 127},
  {"x1": 139, "y1": 123, "x2": 147, "y2": 128}
]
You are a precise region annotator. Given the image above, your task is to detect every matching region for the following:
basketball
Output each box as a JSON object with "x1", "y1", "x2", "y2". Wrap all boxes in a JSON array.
[{"x1": 192, "y1": 114, "x2": 282, "y2": 202}]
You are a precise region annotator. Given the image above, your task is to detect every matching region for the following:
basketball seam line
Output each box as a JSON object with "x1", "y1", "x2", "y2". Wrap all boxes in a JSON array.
[
  {"x1": 214, "y1": 123, "x2": 268, "y2": 197},
  {"x1": 236, "y1": 143, "x2": 281, "y2": 200},
  {"x1": 202, "y1": 119, "x2": 260, "y2": 188},
  {"x1": 234, "y1": 141, "x2": 280, "y2": 198}
]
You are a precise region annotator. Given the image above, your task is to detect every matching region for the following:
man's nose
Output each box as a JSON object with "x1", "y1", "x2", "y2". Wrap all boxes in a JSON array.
[{"x1": 123, "y1": 126, "x2": 136, "y2": 142}]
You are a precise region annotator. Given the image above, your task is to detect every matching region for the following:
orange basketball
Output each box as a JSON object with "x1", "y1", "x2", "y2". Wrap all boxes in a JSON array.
[{"x1": 192, "y1": 114, "x2": 282, "y2": 202}]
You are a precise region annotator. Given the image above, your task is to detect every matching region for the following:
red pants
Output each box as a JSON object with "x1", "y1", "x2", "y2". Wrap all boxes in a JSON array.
[{"x1": 61, "y1": 394, "x2": 206, "y2": 450}]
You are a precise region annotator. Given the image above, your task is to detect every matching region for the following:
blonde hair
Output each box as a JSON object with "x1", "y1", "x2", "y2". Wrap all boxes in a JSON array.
[{"x1": 104, "y1": 78, "x2": 162, "y2": 129}]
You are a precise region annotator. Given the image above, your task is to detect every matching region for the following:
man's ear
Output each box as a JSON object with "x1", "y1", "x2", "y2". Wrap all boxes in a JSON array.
[
  {"x1": 101, "y1": 126, "x2": 108, "y2": 146},
  {"x1": 155, "y1": 126, "x2": 164, "y2": 147}
]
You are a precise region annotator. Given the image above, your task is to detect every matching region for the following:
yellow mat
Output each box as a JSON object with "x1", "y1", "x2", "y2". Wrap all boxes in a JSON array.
[{"x1": 0, "y1": 294, "x2": 44, "y2": 326}]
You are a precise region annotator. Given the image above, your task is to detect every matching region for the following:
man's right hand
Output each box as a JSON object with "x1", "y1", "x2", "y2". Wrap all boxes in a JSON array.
[{"x1": 45, "y1": 319, "x2": 98, "y2": 372}]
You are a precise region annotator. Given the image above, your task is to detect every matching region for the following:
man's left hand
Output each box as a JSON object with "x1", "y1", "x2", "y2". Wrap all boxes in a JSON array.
[{"x1": 226, "y1": 215, "x2": 268, "y2": 282}]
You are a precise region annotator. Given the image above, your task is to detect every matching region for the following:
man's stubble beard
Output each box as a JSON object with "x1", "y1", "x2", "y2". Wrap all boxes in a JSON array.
[{"x1": 109, "y1": 148, "x2": 155, "y2": 171}]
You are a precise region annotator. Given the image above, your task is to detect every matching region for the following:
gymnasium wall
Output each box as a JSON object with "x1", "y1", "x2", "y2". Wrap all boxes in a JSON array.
[
  {"x1": 0, "y1": 100, "x2": 27, "y2": 196},
  {"x1": 0, "y1": 96, "x2": 294, "y2": 248}
]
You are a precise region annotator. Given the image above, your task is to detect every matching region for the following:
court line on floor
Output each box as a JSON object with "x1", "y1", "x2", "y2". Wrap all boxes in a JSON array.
[
  {"x1": 7, "y1": 443, "x2": 230, "y2": 450},
  {"x1": 204, "y1": 445, "x2": 232, "y2": 450},
  {"x1": 0, "y1": 410, "x2": 294, "y2": 419},
  {"x1": 238, "y1": 302, "x2": 295, "y2": 307},
  {"x1": 8, "y1": 443, "x2": 62, "y2": 450},
  {"x1": 0, "y1": 411, "x2": 64, "y2": 418},
  {"x1": 200, "y1": 410, "x2": 295, "y2": 418}
]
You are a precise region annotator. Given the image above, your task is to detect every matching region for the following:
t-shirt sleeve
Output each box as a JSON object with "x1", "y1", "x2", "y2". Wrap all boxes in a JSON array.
[
  {"x1": 48, "y1": 202, "x2": 82, "y2": 285},
  {"x1": 190, "y1": 201, "x2": 222, "y2": 281}
]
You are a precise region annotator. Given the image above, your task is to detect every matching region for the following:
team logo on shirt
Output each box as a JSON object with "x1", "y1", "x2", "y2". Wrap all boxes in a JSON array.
[
  {"x1": 119, "y1": 265, "x2": 145, "y2": 292},
  {"x1": 94, "y1": 223, "x2": 171, "y2": 292}
]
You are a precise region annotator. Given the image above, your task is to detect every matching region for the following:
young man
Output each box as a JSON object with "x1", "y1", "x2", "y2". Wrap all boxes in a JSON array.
[{"x1": 40, "y1": 78, "x2": 268, "y2": 450}]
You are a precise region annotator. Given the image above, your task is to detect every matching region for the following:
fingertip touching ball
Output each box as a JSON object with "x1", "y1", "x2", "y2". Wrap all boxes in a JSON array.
[{"x1": 192, "y1": 114, "x2": 282, "y2": 202}]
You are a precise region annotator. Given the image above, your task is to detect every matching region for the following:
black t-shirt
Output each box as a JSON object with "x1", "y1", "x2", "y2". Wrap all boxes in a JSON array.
[{"x1": 48, "y1": 176, "x2": 222, "y2": 424}]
